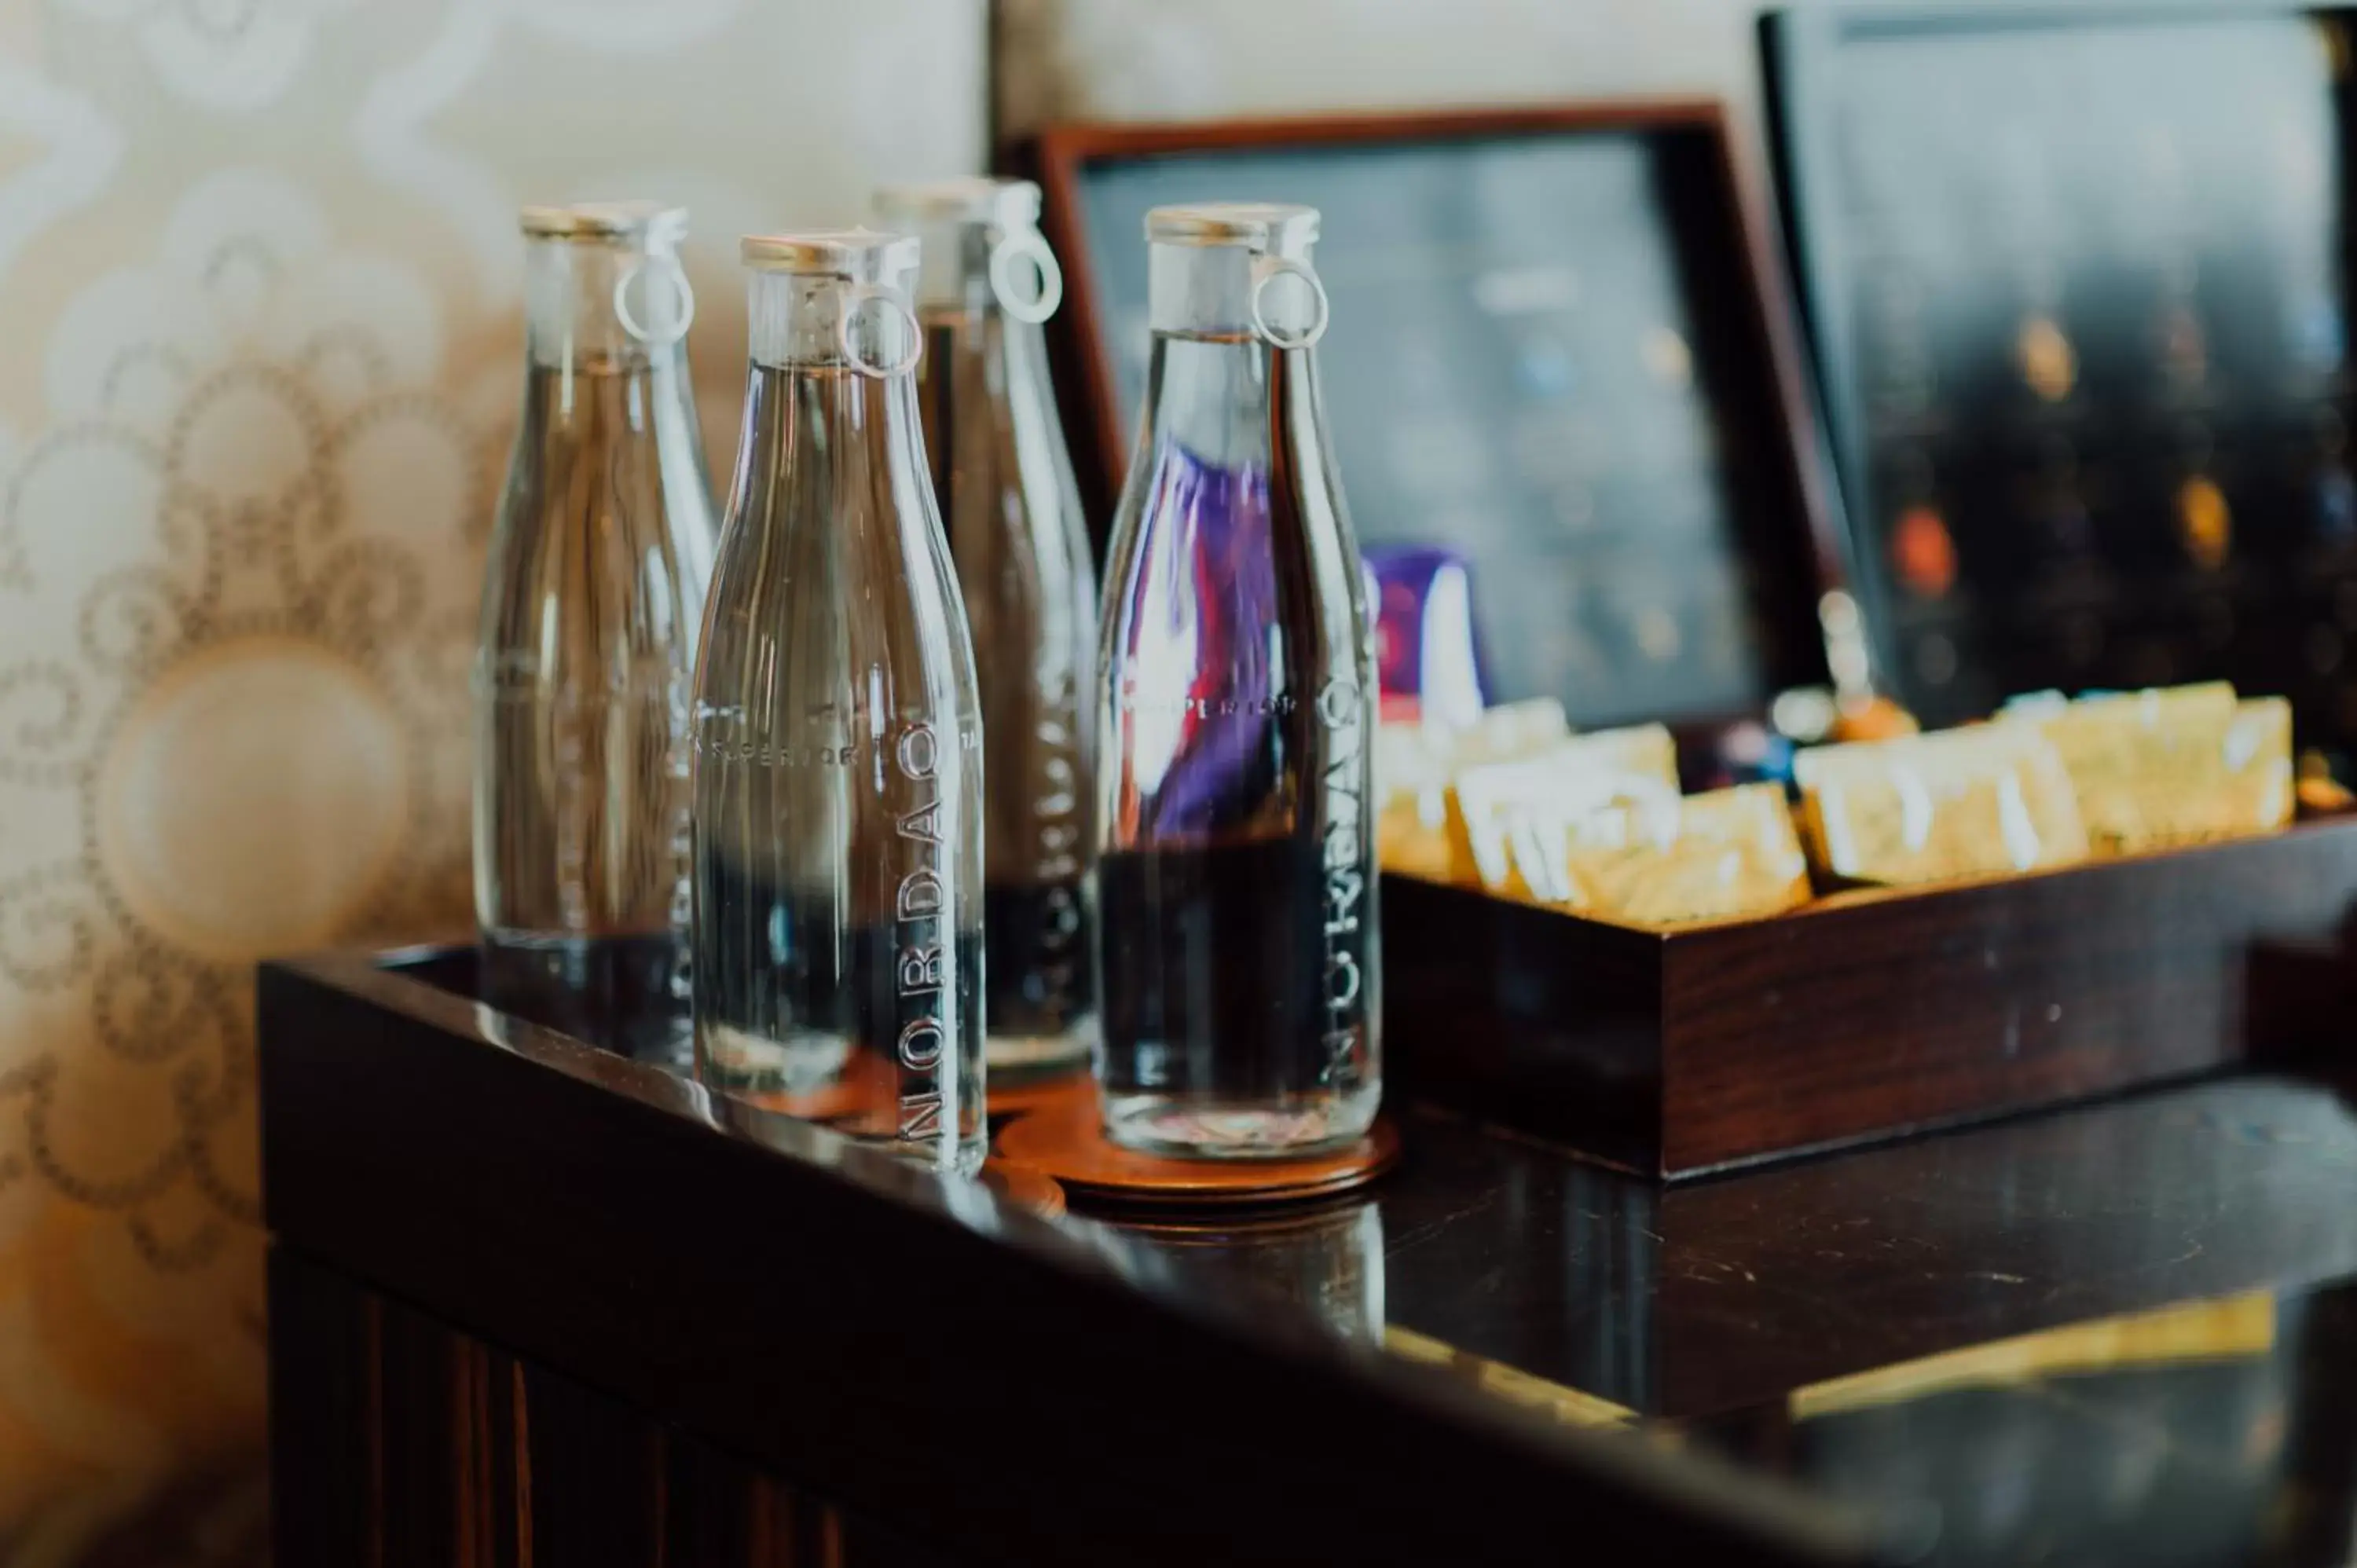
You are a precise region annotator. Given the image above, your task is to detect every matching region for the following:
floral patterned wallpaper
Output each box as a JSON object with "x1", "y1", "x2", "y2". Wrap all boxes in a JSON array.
[{"x1": 0, "y1": 2, "x2": 984, "y2": 1561}]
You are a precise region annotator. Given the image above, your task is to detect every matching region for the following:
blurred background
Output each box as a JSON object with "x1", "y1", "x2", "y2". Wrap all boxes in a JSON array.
[{"x1": 0, "y1": 0, "x2": 1874, "y2": 1560}]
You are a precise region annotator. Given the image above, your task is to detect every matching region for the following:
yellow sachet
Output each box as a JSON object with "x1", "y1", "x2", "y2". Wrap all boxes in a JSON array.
[
  {"x1": 1794, "y1": 725, "x2": 2091, "y2": 887},
  {"x1": 1457, "y1": 698, "x2": 1574, "y2": 764},
  {"x1": 1376, "y1": 698, "x2": 1570, "y2": 879},
  {"x1": 1516, "y1": 783, "x2": 1812, "y2": 928},
  {"x1": 1442, "y1": 724, "x2": 1681, "y2": 897},
  {"x1": 1374, "y1": 727, "x2": 1460, "y2": 881},
  {"x1": 2213, "y1": 697, "x2": 2294, "y2": 840},
  {"x1": 2008, "y1": 685, "x2": 2290, "y2": 853}
]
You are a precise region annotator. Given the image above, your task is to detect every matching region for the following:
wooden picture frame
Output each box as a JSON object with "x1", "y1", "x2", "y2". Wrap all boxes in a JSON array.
[{"x1": 1021, "y1": 104, "x2": 1855, "y2": 735}]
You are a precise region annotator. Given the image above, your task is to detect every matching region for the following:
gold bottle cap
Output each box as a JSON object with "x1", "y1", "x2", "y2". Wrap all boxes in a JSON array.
[
  {"x1": 519, "y1": 201, "x2": 687, "y2": 246},
  {"x1": 739, "y1": 228, "x2": 920, "y2": 281},
  {"x1": 1146, "y1": 202, "x2": 1321, "y2": 255}
]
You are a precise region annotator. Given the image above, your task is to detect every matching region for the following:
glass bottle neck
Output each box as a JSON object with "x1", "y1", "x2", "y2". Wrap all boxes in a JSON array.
[
  {"x1": 918, "y1": 287, "x2": 1047, "y2": 357},
  {"x1": 1150, "y1": 241, "x2": 1303, "y2": 339},
  {"x1": 746, "y1": 269, "x2": 919, "y2": 372},
  {"x1": 916, "y1": 273, "x2": 1054, "y2": 422},
  {"x1": 515, "y1": 238, "x2": 703, "y2": 483},
  {"x1": 1139, "y1": 334, "x2": 1284, "y2": 472},
  {"x1": 523, "y1": 236, "x2": 691, "y2": 372},
  {"x1": 1138, "y1": 241, "x2": 1322, "y2": 465},
  {"x1": 913, "y1": 223, "x2": 999, "y2": 321},
  {"x1": 731, "y1": 270, "x2": 931, "y2": 523}
]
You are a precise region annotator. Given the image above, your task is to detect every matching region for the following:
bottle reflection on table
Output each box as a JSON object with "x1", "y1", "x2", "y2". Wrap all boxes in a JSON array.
[{"x1": 1087, "y1": 1198, "x2": 1386, "y2": 1346}]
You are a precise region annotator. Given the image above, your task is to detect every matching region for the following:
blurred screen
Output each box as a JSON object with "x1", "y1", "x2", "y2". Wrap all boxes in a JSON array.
[
  {"x1": 1779, "y1": 11, "x2": 2356, "y2": 740},
  {"x1": 1075, "y1": 134, "x2": 1798, "y2": 729}
]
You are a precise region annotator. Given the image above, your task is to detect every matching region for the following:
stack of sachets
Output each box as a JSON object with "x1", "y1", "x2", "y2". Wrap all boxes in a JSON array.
[
  {"x1": 1375, "y1": 698, "x2": 1576, "y2": 883},
  {"x1": 1380, "y1": 680, "x2": 2300, "y2": 924},
  {"x1": 1795, "y1": 683, "x2": 2292, "y2": 888},
  {"x1": 1377, "y1": 702, "x2": 1811, "y2": 928},
  {"x1": 2000, "y1": 684, "x2": 2292, "y2": 858},
  {"x1": 1791, "y1": 724, "x2": 2090, "y2": 886}
]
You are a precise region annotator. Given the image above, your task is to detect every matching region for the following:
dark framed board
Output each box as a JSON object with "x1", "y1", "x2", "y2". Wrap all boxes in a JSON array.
[
  {"x1": 1028, "y1": 106, "x2": 1849, "y2": 734},
  {"x1": 1763, "y1": 1, "x2": 2357, "y2": 752}
]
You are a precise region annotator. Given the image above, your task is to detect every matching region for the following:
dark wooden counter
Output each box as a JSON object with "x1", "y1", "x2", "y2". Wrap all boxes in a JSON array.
[{"x1": 259, "y1": 944, "x2": 2357, "y2": 1566}]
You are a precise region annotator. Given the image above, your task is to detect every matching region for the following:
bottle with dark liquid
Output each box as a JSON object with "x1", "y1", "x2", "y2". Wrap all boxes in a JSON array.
[
  {"x1": 690, "y1": 230, "x2": 985, "y2": 1174},
  {"x1": 473, "y1": 202, "x2": 718, "y2": 1062},
  {"x1": 1094, "y1": 203, "x2": 1380, "y2": 1158},
  {"x1": 874, "y1": 178, "x2": 1098, "y2": 1085}
]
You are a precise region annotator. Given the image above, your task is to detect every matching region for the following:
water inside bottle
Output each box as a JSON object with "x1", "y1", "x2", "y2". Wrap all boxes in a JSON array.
[
  {"x1": 1096, "y1": 252, "x2": 1382, "y2": 1159},
  {"x1": 690, "y1": 241, "x2": 988, "y2": 1174},
  {"x1": 477, "y1": 346, "x2": 713, "y2": 1064},
  {"x1": 907, "y1": 247, "x2": 1100, "y2": 1083}
]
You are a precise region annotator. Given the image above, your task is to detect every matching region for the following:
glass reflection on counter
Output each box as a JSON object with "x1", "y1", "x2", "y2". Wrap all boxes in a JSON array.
[
  {"x1": 1385, "y1": 1324, "x2": 1637, "y2": 1431},
  {"x1": 1087, "y1": 1198, "x2": 1387, "y2": 1345},
  {"x1": 465, "y1": 933, "x2": 693, "y2": 1066},
  {"x1": 1679, "y1": 1287, "x2": 2357, "y2": 1568}
]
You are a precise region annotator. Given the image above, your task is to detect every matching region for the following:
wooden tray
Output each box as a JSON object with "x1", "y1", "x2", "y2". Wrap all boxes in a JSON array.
[{"x1": 1382, "y1": 817, "x2": 2357, "y2": 1179}]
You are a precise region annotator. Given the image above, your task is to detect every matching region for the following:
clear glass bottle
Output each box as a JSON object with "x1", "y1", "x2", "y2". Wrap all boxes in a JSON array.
[
  {"x1": 474, "y1": 202, "x2": 718, "y2": 1062},
  {"x1": 1094, "y1": 203, "x2": 1380, "y2": 1158},
  {"x1": 691, "y1": 230, "x2": 986, "y2": 1175},
  {"x1": 874, "y1": 178, "x2": 1098, "y2": 1085}
]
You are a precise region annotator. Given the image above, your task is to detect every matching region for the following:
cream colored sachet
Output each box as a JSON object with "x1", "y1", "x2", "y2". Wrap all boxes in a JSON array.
[
  {"x1": 1375, "y1": 698, "x2": 1571, "y2": 879},
  {"x1": 2003, "y1": 684, "x2": 2289, "y2": 853},
  {"x1": 1515, "y1": 782, "x2": 1812, "y2": 927},
  {"x1": 2217, "y1": 698, "x2": 2296, "y2": 839},
  {"x1": 1457, "y1": 698, "x2": 1574, "y2": 764},
  {"x1": 1794, "y1": 725, "x2": 2091, "y2": 887},
  {"x1": 1443, "y1": 724, "x2": 1681, "y2": 896},
  {"x1": 1374, "y1": 724, "x2": 1461, "y2": 881}
]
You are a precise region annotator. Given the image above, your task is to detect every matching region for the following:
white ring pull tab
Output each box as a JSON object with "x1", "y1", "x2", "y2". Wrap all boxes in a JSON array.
[
  {"x1": 988, "y1": 229, "x2": 1063, "y2": 324},
  {"x1": 838, "y1": 281, "x2": 923, "y2": 379},
  {"x1": 1250, "y1": 255, "x2": 1329, "y2": 350},
  {"x1": 614, "y1": 254, "x2": 696, "y2": 349}
]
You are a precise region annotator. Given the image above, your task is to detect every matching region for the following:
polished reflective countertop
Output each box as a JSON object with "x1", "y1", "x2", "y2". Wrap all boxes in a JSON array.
[
  {"x1": 410, "y1": 947, "x2": 2357, "y2": 1567},
  {"x1": 1105, "y1": 1087, "x2": 2357, "y2": 1568}
]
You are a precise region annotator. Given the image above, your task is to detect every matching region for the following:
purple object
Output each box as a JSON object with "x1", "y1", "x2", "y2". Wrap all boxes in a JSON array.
[
  {"x1": 1362, "y1": 544, "x2": 1486, "y2": 726},
  {"x1": 1110, "y1": 438, "x2": 1285, "y2": 837}
]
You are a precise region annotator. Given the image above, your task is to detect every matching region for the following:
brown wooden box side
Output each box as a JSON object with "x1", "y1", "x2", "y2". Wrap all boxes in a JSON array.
[
  {"x1": 1657, "y1": 819, "x2": 2357, "y2": 1174},
  {"x1": 1380, "y1": 874, "x2": 1669, "y2": 1172}
]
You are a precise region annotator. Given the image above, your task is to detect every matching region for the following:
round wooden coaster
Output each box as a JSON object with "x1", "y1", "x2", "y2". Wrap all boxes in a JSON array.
[
  {"x1": 988, "y1": 1067, "x2": 1093, "y2": 1119},
  {"x1": 733, "y1": 1053, "x2": 1076, "y2": 1124},
  {"x1": 977, "y1": 1158, "x2": 1067, "y2": 1219},
  {"x1": 995, "y1": 1086, "x2": 1399, "y2": 1206},
  {"x1": 734, "y1": 1053, "x2": 894, "y2": 1122}
]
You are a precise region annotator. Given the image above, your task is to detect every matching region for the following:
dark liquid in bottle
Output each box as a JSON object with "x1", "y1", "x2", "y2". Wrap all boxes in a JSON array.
[
  {"x1": 983, "y1": 880, "x2": 1094, "y2": 1055},
  {"x1": 692, "y1": 853, "x2": 984, "y2": 1124},
  {"x1": 479, "y1": 932, "x2": 690, "y2": 1067},
  {"x1": 1096, "y1": 836, "x2": 1372, "y2": 1106}
]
